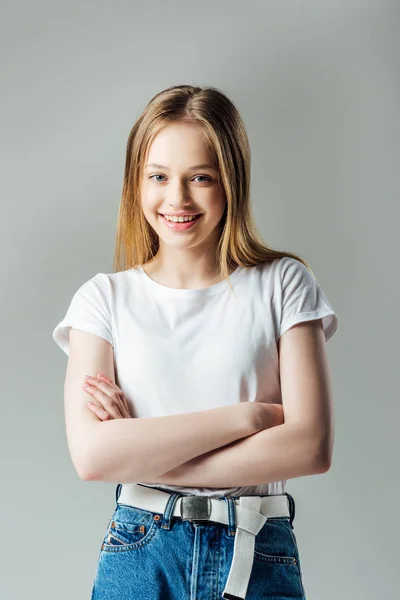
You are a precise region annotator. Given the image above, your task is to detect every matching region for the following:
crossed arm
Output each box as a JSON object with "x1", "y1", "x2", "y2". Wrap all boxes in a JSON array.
[
  {"x1": 71, "y1": 319, "x2": 333, "y2": 486},
  {"x1": 85, "y1": 402, "x2": 328, "y2": 487},
  {"x1": 139, "y1": 418, "x2": 328, "y2": 489}
]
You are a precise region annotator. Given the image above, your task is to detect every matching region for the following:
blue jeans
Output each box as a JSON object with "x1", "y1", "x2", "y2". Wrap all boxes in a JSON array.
[{"x1": 91, "y1": 484, "x2": 306, "y2": 599}]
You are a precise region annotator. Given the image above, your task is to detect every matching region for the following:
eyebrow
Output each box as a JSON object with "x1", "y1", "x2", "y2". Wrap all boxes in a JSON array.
[{"x1": 145, "y1": 163, "x2": 217, "y2": 171}]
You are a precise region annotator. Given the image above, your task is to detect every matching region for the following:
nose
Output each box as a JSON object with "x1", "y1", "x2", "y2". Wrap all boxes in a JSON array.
[
  {"x1": 168, "y1": 198, "x2": 197, "y2": 211},
  {"x1": 165, "y1": 179, "x2": 192, "y2": 206}
]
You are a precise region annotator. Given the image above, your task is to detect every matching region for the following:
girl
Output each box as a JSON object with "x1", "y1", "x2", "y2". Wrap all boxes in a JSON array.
[{"x1": 53, "y1": 84, "x2": 339, "y2": 600}]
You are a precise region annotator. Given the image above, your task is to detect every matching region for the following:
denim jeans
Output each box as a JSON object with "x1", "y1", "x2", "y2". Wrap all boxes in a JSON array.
[{"x1": 90, "y1": 484, "x2": 306, "y2": 599}]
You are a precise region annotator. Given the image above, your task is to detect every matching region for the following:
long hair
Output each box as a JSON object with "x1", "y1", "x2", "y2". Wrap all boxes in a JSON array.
[{"x1": 113, "y1": 84, "x2": 314, "y2": 289}]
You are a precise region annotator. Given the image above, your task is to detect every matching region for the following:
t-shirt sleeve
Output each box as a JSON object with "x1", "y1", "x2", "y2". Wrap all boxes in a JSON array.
[
  {"x1": 277, "y1": 257, "x2": 339, "y2": 342},
  {"x1": 52, "y1": 272, "x2": 113, "y2": 356}
]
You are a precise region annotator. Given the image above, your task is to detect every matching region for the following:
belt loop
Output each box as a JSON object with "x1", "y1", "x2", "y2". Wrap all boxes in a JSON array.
[
  {"x1": 225, "y1": 497, "x2": 237, "y2": 536},
  {"x1": 286, "y1": 492, "x2": 295, "y2": 528},
  {"x1": 115, "y1": 483, "x2": 122, "y2": 506},
  {"x1": 161, "y1": 492, "x2": 181, "y2": 530}
]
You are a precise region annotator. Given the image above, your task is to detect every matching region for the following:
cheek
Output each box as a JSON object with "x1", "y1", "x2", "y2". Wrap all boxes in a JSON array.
[
  {"x1": 207, "y1": 196, "x2": 227, "y2": 220},
  {"x1": 140, "y1": 194, "x2": 160, "y2": 217}
]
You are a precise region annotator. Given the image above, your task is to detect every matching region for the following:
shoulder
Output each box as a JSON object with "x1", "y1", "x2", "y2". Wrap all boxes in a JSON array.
[
  {"x1": 73, "y1": 271, "x2": 109, "y2": 293},
  {"x1": 261, "y1": 257, "x2": 316, "y2": 294},
  {"x1": 275, "y1": 256, "x2": 312, "y2": 278},
  {"x1": 70, "y1": 272, "x2": 112, "y2": 307},
  {"x1": 81, "y1": 268, "x2": 140, "y2": 296},
  {"x1": 252, "y1": 256, "x2": 311, "y2": 286}
]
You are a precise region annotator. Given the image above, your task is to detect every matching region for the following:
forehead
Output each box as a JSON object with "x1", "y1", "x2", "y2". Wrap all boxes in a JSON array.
[{"x1": 145, "y1": 123, "x2": 216, "y2": 169}]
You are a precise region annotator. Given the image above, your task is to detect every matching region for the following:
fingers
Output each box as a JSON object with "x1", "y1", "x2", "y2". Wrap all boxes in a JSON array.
[
  {"x1": 86, "y1": 401, "x2": 114, "y2": 421},
  {"x1": 96, "y1": 373, "x2": 132, "y2": 417},
  {"x1": 82, "y1": 374, "x2": 134, "y2": 420},
  {"x1": 96, "y1": 373, "x2": 122, "y2": 394},
  {"x1": 82, "y1": 377, "x2": 125, "y2": 420}
]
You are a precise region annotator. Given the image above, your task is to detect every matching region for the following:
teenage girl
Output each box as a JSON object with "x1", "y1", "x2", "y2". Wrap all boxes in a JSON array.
[{"x1": 53, "y1": 84, "x2": 339, "y2": 600}]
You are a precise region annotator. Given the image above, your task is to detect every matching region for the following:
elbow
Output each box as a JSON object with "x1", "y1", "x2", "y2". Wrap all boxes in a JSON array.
[
  {"x1": 79, "y1": 451, "x2": 105, "y2": 481},
  {"x1": 68, "y1": 422, "x2": 107, "y2": 481},
  {"x1": 313, "y1": 454, "x2": 332, "y2": 474},
  {"x1": 312, "y1": 441, "x2": 333, "y2": 474},
  {"x1": 74, "y1": 456, "x2": 97, "y2": 481},
  {"x1": 70, "y1": 443, "x2": 102, "y2": 482},
  {"x1": 77, "y1": 464, "x2": 97, "y2": 481},
  {"x1": 307, "y1": 423, "x2": 334, "y2": 474}
]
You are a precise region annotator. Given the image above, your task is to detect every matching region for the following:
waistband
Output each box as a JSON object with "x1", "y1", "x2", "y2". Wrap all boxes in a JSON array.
[{"x1": 115, "y1": 483, "x2": 293, "y2": 600}]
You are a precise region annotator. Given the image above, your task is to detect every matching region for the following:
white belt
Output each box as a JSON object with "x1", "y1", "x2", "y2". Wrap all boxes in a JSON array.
[{"x1": 117, "y1": 483, "x2": 290, "y2": 600}]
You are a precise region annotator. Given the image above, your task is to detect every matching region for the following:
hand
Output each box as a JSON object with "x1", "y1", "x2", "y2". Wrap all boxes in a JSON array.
[{"x1": 82, "y1": 373, "x2": 135, "y2": 421}]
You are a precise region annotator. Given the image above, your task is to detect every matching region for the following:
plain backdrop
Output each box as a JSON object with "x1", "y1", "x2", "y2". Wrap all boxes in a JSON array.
[{"x1": 1, "y1": 1, "x2": 398, "y2": 598}]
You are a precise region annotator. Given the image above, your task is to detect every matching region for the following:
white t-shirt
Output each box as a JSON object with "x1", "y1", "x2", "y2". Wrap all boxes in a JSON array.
[{"x1": 52, "y1": 257, "x2": 339, "y2": 498}]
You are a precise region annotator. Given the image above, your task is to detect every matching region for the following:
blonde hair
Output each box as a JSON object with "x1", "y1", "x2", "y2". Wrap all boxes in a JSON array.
[{"x1": 113, "y1": 84, "x2": 314, "y2": 289}]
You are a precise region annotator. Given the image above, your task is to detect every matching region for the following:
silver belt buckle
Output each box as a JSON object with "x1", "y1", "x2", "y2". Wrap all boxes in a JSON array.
[{"x1": 180, "y1": 496, "x2": 211, "y2": 523}]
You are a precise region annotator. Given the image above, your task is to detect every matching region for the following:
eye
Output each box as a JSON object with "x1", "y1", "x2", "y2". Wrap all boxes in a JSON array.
[
  {"x1": 148, "y1": 174, "x2": 213, "y2": 184},
  {"x1": 193, "y1": 175, "x2": 212, "y2": 183}
]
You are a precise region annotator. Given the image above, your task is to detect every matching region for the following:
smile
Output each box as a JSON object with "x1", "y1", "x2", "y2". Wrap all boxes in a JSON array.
[{"x1": 158, "y1": 213, "x2": 203, "y2": 231}]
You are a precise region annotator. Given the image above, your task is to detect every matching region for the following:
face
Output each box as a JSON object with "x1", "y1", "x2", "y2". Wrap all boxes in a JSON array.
[{"x1": 140, "y1": 122, "x2": 226, "y2": 254}]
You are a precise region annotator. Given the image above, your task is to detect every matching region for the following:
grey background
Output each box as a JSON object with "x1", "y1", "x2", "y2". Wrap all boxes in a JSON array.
[{"x1": 1, "y1": 1, "x2": 398, "y2": 598}]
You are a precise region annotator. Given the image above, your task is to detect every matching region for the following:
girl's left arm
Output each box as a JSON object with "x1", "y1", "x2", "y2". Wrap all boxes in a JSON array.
[
  {"x1": 142, "y1": 319, "x2": 334, "y2": 487},
  {"x1": 140, "y1": 421, "x2": 328, "y2": 488}
]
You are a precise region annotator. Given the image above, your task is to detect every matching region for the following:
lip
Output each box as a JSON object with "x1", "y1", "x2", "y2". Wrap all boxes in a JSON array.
[
  {"x1": 159, "y1": 212, "x2": 202, "y2": 217},
  {"x1": 159, "y1": 213, "x2": 203, "y2": 231}
]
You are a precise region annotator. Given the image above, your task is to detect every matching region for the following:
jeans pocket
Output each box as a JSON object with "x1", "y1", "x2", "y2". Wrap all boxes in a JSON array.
[
  {"x1": 254, "y1": 517, "x2": 298, "y2": 565},
  {"x1": 101, "y1": 504, "x2": 161, "y2": 553}
]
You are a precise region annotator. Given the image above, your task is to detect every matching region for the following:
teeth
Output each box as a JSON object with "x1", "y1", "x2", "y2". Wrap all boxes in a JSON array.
[{"x1": 163, "y1": 214, "x2": 199, "y2": 223}]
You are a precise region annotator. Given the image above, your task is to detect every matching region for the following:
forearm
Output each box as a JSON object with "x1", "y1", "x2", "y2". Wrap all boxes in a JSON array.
[
  {"x1": 141, "y1": 423, "x2": 328, "y2": 488},
  {"x1": 84, "y1": 403, "x2": 258, "y2": 482}
]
